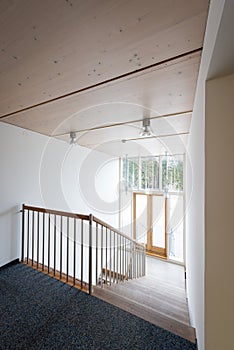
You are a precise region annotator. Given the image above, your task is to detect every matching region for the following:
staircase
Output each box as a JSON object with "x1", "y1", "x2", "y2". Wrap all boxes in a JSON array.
[
  {"x1": 21, "y1": 204, "x2": 145, "y2": 295},
  {"x1": 93, "y1": 257, "x2": 196, "y2": 343},
  {"x1": 21, "y1": 204, "x2": 195, "y2": 343}
]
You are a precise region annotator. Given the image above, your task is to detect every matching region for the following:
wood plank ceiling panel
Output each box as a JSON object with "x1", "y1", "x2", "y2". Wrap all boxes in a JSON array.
[
  {"x1": 0, "y1": 0, "x2": 209, "y2": 155},
  {"x1": 2, "y1": 51, "x2": 200, "y2": 136}
]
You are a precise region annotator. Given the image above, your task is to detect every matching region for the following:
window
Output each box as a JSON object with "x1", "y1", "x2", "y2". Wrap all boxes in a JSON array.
[
  {"x1": 122, "y1": 157, "x2": 138, "y2": 190},
  {"x1": 122, "y1": 154, "x2": 184, "y2": 192},
  {"x1": 162, "y1": 155, "x2": 183, "y2": 191},
  {"x1": 140, "y1": 157, "x2": 159, "y2": 190}
]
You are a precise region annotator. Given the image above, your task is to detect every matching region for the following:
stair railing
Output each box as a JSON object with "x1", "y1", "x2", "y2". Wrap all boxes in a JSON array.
[{"x1": 21, "y1": 204, "x2": 146, "y2": 295}]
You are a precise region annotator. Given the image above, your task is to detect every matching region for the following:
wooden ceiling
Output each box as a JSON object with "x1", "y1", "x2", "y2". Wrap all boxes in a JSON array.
[{"x1": 0, "y1": 0, "x2": 209, "y2": 156}]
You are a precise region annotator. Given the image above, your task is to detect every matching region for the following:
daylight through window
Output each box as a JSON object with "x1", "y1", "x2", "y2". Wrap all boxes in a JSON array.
[{"x1": 122, "y1": 155, "x2": 184, "y2": 192}]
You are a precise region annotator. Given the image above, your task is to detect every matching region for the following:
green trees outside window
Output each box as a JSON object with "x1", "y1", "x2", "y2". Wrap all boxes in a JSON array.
[
  {"x1": 162, "y1": 155, "x2": 183, "y2": 191},
  {"x1": 141, "y1": 157, "x2": 159, "y2": 189},
  {"x1": 123, "y1": 155, "x2": 183, "y2": 192}
]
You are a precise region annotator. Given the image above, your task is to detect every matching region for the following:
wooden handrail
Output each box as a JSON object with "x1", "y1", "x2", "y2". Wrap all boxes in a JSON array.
[
  {"x1": 23, "y1": 205, "x2": 144, "y2": 249},
  {"x1": 21, "y1": 204, "x2": 146, "y2": 294},
  {"x1": 22, "y1": 204, "x2": 89, "y2": 221},
  {"x1": 93, "y1": 215, "x2": 144, "y2": 248}
]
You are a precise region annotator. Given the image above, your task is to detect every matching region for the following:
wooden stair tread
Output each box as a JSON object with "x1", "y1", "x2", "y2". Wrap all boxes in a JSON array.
[
  {"x1": 116, "y1": 277, "x2": 187, "y2": 301},
  {"x1": 93, "y1": 286, "x2": 196, "y2": 344},
  {"x1": 95, "y1": 282, "x2": 190, "y2": 326}
]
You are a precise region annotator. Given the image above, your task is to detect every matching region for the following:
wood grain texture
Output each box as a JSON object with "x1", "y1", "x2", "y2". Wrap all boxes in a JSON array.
[
  {"x1": 0, "y1": 0, "x2": 208, "y2": 115},
  {"x1": 0, "y1": 0, "x2": 209, "y2": 156},
  {"x1": 93, "y1": 257, "x2": 196, "y2": 343}
]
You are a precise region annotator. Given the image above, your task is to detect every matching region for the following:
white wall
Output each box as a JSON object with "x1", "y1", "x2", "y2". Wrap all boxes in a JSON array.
[
  {"x1": 0, "y1": 122, "x2": 119, "y2": 267},
  {"x1": 186, "y1": 1, "x2": 225, "y2": 349},
  {"x1": 205, "y1": 73, "x2": 234, "y2": 350}
]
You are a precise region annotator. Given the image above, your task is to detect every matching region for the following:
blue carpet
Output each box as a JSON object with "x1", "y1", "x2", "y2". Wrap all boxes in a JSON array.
[{"x1": 0, "y1": 263, "x2": 197, "y2": 349}]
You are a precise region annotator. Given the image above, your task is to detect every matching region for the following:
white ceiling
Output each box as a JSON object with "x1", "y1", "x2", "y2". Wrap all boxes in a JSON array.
[{"x1": 0, "y1": 0, "x2": 209, "y2": 156}]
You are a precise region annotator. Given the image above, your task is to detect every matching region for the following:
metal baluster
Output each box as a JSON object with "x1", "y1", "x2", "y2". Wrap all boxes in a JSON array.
[
  {"x1": 139, "y1": 248, "x2": 141, "y2": 277},
  {"x1": 113, "y1": 231, "x2": 116, "y2": 283},
  {"x1": 133, "y1": 244, "x2": 136, "y2": 279},
  {"x1": 116, "y1": 234, "x2": 119, "y2": 283},
  {"x1": 137, "y1": 247, "x2": 139, "y2": 278},
  {"x1": 21, "y1": 205, "x2": 25, "y2": 262},
  {"x1": 122, "y1": 236, "x2": 124, "y2": 281},
  {"x1": 48, "y1": 214, "x2": 50, "y2": 273},
  {"x1": 54, "y1": 215, "x2": 56, "y2": 276},
  {"x1": 123, "y1": 237, "x2": 125, "y2": 280},
  {"x1": 88, "y1": 214, "x2": 93, "y2": 295},
  {"x1": 37, "y1": 212, "x2": 39, "y2": 269},
  {"x1": 139, "y1": 247, "x2": 141, "y2": 277},
  {"x1": 141, "y1": 247, "x2": 143, "y2": 276},
  {"x1": 130, "y1": 241, "x2": 132, "y2": 279},
  {"x1": 135, "y1": 246, "x2": 137, "y2": 279},
  {"x1": 66, "y1": 217, "x2": 69, "y2": 282},
  {"x1": 73, "y1": 218, "x2": 76, "y2": 285},
  {"x1": 120, "y1": 235, "x2": 122, "y2": 281},
  {"x1": 129, "y1": 241, "x2": 132, "y2": 279},
  {"x1": 140, "y1": 247, "x2": 142, "y2": 277},
  {"x1": 81, "y1": 220, "x2": 83, "y2": 289},
  {"x1": 32, "y1": 211, "x2": 34, "y2": 266},
  {"x1": 20, "y1": 207, "x2": 147, "y2": 289},
  {"x1": 42, "y1": 212, "x2": 45, "y2": 271},
  {"x1": 60, "y1": 216, "x2": 62, "y2": 279},
  {"x1": 105, "y1": 227, "x2": 108, "y2": 285},
  {"x1": 136, "y1": 246, "x2": 138, "y2": 278},
  {"x1": 122, "y1": 236, "x2": 124, "y2": 280},
  {"x1": 130, "y1": 241, "x2": 132, "y2": 278},
  {"x1": 125, "y1": 237, "x2": 127, "y2": 280},
  {"x1": 123, "y1": 237, "x2": 125, "y2": 281},
  {"x1": 96, "y1": 222, "x2": 98, "y2": 286},
  {"x1": 100, "y1": 225, "x2": 103, "y2": 287},
  {"x1": 128, "y1": 241, "x2": 130, "y2": 279},
  {"x1": 109, "y1": 230, "x2": 112, "y2": 285}
]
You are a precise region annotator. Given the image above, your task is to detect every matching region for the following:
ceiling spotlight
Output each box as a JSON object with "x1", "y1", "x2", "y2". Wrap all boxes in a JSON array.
[
  {"x1": 70, "y1": 131, "x2": 77, "y2": 145},
  {"x1": 139, "y1": 118, "x2": 152, "y2": 137}
]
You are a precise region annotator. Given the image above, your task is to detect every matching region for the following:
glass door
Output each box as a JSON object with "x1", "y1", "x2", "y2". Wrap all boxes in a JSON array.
[
  {"x1": 133, "y1": 193, "x2": 148, "y2": 245},
  {"x1": 151, "y1": 195, "x2": 167, "y2": 257},
  {"x1": 167, "y1": 194, "x2": 184, "y2": 262},
  {"x1": 134, "y1": 193, "x2": 167, "y2": 258}
]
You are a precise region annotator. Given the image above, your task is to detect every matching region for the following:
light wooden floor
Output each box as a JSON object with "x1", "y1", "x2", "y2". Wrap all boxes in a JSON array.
[{"x1": 93, "y1": 256, "x2": 196, "y2": 343}]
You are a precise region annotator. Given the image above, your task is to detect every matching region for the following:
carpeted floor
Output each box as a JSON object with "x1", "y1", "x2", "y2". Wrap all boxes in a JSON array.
[{"x1": 0, "y1": 262, "x2": 197, "y2": 350}]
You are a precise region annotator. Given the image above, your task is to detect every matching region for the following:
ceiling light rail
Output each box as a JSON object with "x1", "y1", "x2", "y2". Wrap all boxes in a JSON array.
[
  {"x1": 122, "y1": 131, "x2": 189, "y2": 143},
  {"x1": 54, "y1": 110, "x2": 192, "y2": 137}
]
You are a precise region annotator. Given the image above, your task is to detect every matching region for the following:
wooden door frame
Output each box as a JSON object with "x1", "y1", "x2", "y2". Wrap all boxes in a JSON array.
[{"x1": 133, "y1": 192, "x2": 168, "y2": 258}]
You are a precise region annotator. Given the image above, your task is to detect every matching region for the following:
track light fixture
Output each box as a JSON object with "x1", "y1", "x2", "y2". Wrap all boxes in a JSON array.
[
  {"x1": 70, "y1": 131, "x2": 77, "y2": 145},
  {"x1": 139, "y1": 118, "x2": 152, "y2": 137}
]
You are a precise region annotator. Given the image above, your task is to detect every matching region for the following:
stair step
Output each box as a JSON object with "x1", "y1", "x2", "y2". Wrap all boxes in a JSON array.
[
  {"x1": 101, "y1": 267, "x2": 126, "y2": 283},
  {"x1": 93, "y1": 286, "x2": 196, "y2": 343}
]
